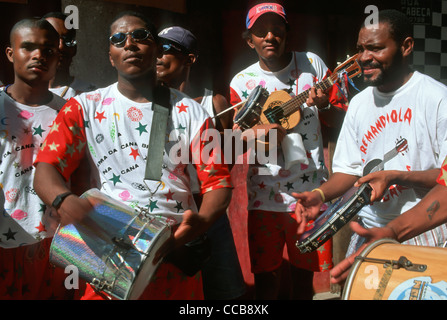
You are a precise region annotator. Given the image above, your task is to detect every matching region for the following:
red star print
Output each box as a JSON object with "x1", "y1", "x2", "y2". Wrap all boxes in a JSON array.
[
  {"x1": 129, "y1": 147, "x2": 139, "y2": 160},
  {"x1": 165, "y1": 189, "x2": 174, "y2": 202},
  {"x1": 177, "y1": 103, "x2": 188, "y2": 113},
  {"x1": 95, "y1": 111, "x2": 107, "y2": 123},
  {"x1": 258, "y1": 181, "x2": 266, "y2": 189},
  {"x1": 35, "y1": 222, "x2": 46, "y2": 233}
]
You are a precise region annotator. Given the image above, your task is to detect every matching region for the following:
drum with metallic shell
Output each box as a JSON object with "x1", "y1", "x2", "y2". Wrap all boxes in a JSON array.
[{"x1": 49, "y1": 188, "x2": 171, "y2": 300}]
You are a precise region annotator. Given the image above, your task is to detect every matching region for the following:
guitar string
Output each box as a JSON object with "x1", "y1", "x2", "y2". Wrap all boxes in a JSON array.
[
  {"x1": 261, "y1": 56, "x2": 359, "y2": 123},
  {"x1": 265, "y1": 74, "x2": 337, "y2": 121}
]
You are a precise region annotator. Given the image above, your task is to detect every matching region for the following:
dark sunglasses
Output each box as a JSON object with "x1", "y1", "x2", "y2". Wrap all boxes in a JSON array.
[
  {"x1": 61, "y1": 35, "x2": 77, "y2": 48},
  {"x1": 162, "y1": 42, "x2": 183, "y2": 53},
  {"x1": 109, "y1": 28, "x2": 153, "y2": 46}
]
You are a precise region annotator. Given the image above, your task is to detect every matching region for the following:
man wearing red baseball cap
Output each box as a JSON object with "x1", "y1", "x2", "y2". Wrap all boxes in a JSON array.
[{"x1": 230, "y1": 1, "x2": 349, "y2": 299}]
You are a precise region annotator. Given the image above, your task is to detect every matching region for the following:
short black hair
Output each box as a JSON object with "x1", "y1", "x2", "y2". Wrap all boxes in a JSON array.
[
  {"x1": 110, "y1": 11, "x2": 159, "y2": 43},
  {"x1": 42, "y1": 11, "x2": 77, "y2": 38},
  {"x1": 363, "y1": 9, "x2": 413, "y2": 44},
  {"x1": 10, "y1": 18, "x2": 59, "y2": 45}
]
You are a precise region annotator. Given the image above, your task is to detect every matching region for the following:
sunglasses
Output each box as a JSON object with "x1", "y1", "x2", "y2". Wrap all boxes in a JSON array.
[
  {"x1": 162, "y1": 42, "x2": 183, "y2": 53},
  {"x1": 61, "y1": 35, "x2": 77, "y2": 48},
  {"x1": 109, "y1": 28, "x2": 153, "y2": 47}
]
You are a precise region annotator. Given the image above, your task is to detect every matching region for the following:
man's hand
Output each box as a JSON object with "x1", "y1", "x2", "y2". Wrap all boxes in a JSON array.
[
  {"x1": 293, "y1": 190, "x2": 324, "y2": 233},
  {"x1": 57, "y1": 195, "x2": 94, "y2": 226},
  {"x1": 153, "y1": 209, "x2": 200, "y2": 264},
  {"x1": 330, "y1": 221, "x2": 398, "y2": 284},
  {"x1": 306, "y1": 87, "x2": 329, "y2": 110}
]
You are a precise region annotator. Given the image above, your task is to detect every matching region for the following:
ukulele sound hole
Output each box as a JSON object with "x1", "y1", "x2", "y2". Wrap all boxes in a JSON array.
[{"x1": 264, "y1": 100, "x2": 289, "y2": 124}]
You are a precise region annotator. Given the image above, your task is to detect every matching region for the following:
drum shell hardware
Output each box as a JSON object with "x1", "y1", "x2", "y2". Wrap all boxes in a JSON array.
[{"x1": 342, "y1": 238, "x2": 447, "y2": 300}]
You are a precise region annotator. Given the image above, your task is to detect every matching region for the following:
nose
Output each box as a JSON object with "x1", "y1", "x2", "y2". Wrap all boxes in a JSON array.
[
  {"x1": 123, "y1": 34, "x2": 138, "y2": 48},
  {"x1": 264, "y1": 31, "x2": 275, "y2": 40}
]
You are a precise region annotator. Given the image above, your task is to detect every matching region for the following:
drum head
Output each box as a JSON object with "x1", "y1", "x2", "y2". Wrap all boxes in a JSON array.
[
  {"x1": 126, "y1": 224, "x2": 171, "y2": 300},
  {"x1": 298, "y1": 185, "x2": 359, "y2": 242},
  {"x1": 234, "y1": 85, "x2": 263, "y2": 123}
]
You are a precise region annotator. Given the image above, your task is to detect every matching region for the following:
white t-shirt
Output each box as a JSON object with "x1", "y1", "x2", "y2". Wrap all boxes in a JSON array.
[
  {"x1": 35, "y1": 83, "x2": 231, "y2": 225},
  {"x1": 0, "y1": 90, "x2": 66, "y2": 248},
  {"x1": 230, "y1": 52, "x2": 331, "y2": 212},
  {"x1": 49, "y1": 77, "x2": 96, "y2": 100},
  {"x1": 333, "y1": 71, "x2": 447, "y2": 228}
]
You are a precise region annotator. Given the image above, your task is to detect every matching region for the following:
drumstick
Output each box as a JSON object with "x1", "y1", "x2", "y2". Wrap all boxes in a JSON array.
[{"x1": 211, "y1": 99, "x2": 246, "y2": 119}]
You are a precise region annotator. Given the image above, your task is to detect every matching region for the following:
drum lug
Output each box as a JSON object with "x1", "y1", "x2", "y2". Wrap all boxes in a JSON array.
[
  {"x1": 356, "y1": 255, "x2": 427, "y2": 272},
  {"x1": 393, "y1": 256, "x2": 427, "y2": 272},
  {"x1": 91, "y1": 278, "x2": 114, "y2": 293}
]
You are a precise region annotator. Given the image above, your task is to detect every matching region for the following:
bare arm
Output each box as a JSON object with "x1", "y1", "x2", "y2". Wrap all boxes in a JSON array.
[
  {"x1": 355, "y1": 168, "x2": 440, "y2": 202},
  {"x1": 34, "y1": 162, "x2": 92, "y2": 226},
  {"x1": 388, "y1": 182, "x2": 447, "y2": 242},
  {"x1": 293, "y1": 172, "x2": 359, "y2": 232},
  {"x1": 331, "y1": 182, "x2": 447, "y2": 284}
]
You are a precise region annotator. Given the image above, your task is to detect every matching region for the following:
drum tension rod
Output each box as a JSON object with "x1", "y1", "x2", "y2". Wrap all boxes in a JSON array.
[{"x1": 356, "y1": 256, "x2": 427, "y2": 272}]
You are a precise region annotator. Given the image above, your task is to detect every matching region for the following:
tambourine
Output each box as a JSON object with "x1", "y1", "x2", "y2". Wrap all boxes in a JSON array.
[
  {"x1": 296, "y1": 183, "x2": 372, "y2": 254},
  {"x1": 234, "y1": 85, "x2": 269, "y2": 130}
]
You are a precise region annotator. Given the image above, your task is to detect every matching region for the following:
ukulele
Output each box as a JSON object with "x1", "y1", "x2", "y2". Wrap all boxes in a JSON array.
[{"x1": 258, "y1": 54, "x2": 362, "y2": 130}]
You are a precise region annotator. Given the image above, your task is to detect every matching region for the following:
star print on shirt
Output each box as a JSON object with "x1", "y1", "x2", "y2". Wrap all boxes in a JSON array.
[
  {"x1": 165, "y1": 189, "x2": 174, "y2": 202},
  {"x1": 174, "y1": 201, "x2": 183, "y2": 213},
  {"x1": 3, "y1": 228, "x2": 17, "y2": 241},
  {"x1": 94, "y1": 111, "x2": 107, "y2": 123},
  {"x1": 35, "y1": 222, "x2": 46, "y2": 233},
  {"x1": 129, "y1": 148, "x2": 139, "y2": 161},
  {"x1": 285, "y1": 182, "x2": 294, "y2": 191},
  {"x1": 135, "y1": 122, "x2": 148, "y2": 135},
  {"x1": 109, "y1": 173, "x2": 122, "y2": 186},
  {"x1": 300, "y1": 174, "x2": 310, "y2": 183},
  {"x1": 148, "y1": 200, "x2": 159, "y2": 212},
  {"x1": 33, "y1": 125, "x2": 45, "y2": 137},
  {"x1": 177, "y1": 103, "x2": 188, "y2": 113}
]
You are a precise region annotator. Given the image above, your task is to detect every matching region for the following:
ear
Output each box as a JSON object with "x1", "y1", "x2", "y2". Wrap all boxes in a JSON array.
[
  {"x1": 401, "y1": 37, "x2": 414, "y2": 58},
  {"x1": 246, "y1": 36, "x2": 255, "y2": 50},
  {"x1": 185, "y1": 53, "x2": 197, "y2": 66},
  {"x1": 109, "y1": 51, "x2": 115, "y2": 68},
  {"x1": 5, "y1": 47, "x2": 13, "y2": 63}
]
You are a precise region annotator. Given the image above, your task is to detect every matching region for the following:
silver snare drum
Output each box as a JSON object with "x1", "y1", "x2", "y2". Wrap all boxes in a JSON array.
[
  {"x1": 49, "y1": 188, "x2": 171, "y2": 300},
  {"x1": 296, "y1": 183, "x2": 372, "y2": 254}
]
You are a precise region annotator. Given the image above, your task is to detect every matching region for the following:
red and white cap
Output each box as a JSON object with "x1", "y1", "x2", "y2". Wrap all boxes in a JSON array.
[{"x1": 246, "y1": 2, "x2": 287, "y2": 29}]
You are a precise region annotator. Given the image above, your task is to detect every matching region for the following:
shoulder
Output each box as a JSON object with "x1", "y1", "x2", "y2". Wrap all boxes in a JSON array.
[
  {"x1": 71, "y1": 78, "x2": 97, "y2": 92},
  {"x1": 50, "y1": 92, "x2": 69, "y2": 109},
  {"x1": 413, "y1": 72, "x2": 447, "y2": 95},
  {"x1": 74, "y1": 84, "x2": 115, "y2": 106},
  {"x1": 231, "y1": 62, "x2": 260, "y2": 82}
]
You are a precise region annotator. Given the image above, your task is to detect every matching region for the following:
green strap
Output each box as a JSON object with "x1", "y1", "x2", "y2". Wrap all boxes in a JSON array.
[{"x1": 144, "y1": 102, "x2": 170, "y2": 182}]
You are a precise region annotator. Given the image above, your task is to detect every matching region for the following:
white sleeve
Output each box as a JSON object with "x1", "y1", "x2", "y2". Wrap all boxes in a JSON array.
[
  {"x1": 332, "y1": 100, "x2": 364, "y2": 177},
  {"x1": 436, "y1": 97, "x2": 447, "y2": 166},
  {"x1": 306, "y1": 52, "x2": 329, "y2": 80}
]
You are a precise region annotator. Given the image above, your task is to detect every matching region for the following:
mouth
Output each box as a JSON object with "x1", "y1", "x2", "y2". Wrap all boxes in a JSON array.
[
  {"x1": 28, "y1": 63, "x2": 48, "y2": 72},
  {"x1": 124, "y1": 54, "x2": 144, "y2": 63},
  {"x1": 263, "y1": 43, "x2": 278, "y2": 50}
]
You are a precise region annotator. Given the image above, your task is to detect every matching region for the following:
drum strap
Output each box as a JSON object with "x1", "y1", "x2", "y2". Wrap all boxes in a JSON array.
[{"x1": 144, "y1": 86, "x2": 171, "y2": 182}]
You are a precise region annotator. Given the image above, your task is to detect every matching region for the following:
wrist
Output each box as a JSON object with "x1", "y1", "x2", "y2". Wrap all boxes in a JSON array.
[
  {"x1": 51, "y1": 191, "x2": 73, "y2": 209},
  {"x1": 312, "y1": 188, "x2": 325, "y2": 203},
  {"x1": 317, "y1": 103, "x2": 331, "y2": 112}
]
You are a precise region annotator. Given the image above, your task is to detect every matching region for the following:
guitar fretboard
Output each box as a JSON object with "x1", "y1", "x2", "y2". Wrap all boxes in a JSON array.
[{"x1": 271, "y1": 73, "x2": 337, "y2": 119}]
